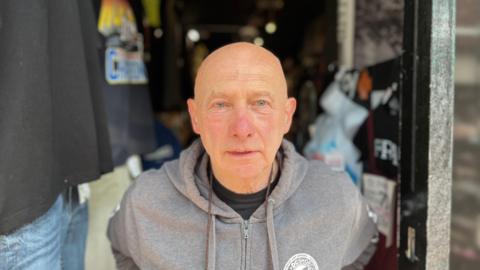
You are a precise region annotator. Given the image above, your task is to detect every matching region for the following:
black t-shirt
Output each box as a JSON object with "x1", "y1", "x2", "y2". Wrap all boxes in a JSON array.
[
  {"x1": 210, "y1": 151, "x2": 283, "y2": 220},
  {"x1": 353, "y1": 57, "x2": 400, "y2": 179},
  {"x1": 212, "y1": 176, "x2": 278, "y2": 220}
]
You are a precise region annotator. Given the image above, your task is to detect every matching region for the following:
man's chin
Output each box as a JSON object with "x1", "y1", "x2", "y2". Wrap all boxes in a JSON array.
[{"x1": 226, "y1": 164, "x2": 266, "y2": 179}]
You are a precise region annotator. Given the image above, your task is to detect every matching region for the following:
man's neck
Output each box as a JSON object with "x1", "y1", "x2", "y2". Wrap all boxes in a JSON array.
[{"x1": 211, "y1": 160, "x2": 278, "y2": 194}]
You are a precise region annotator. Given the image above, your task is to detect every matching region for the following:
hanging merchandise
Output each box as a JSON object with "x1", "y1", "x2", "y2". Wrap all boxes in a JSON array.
[
  {"x1": 362, "y1": 173, "x2": 396, "y2": 247},
  {"x1": 99, "y1": 0, "x2": 147, "y2": 85},
  {"x1": 354, "y1": 58, "x2": 400, "y2": 179},
  {"x1": 304, "y1": 70, "x2": 368, "y2": 184},
  {"x1": 0, "y1": 0, "x2": 113, "y2": 235},
  {"x1": 98, "y1": 0, "x2": 137, "y2": 38},
  {"x1": 96, "y1": 0, "x2": 156, "y2": 167},
  {"x1": 104, "y1": 46, "x2": 148, "y2": 84},
  {"x1": 304, "y1": 57, "x2": 401, "y2": 270},
  {"x1": 353, "y1": 57, "x2": 401, "y2": 270},
  {"x1": 141, "y1": 0, "x2": 162, "y2": 28}
]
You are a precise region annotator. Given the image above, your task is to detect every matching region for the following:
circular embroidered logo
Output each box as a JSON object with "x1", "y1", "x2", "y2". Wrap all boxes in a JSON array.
[{"x1": 283, "y1": 253, "x2": 319, "y2": 270}]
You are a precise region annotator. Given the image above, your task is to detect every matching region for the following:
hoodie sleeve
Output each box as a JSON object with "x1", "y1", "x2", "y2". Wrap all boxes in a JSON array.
[
  {"x1": 341, "y1": 186, "x2": 379, "y2": 268},
  {"x1": 107, "y1": 186, "x2": 141, "y2": 270}
]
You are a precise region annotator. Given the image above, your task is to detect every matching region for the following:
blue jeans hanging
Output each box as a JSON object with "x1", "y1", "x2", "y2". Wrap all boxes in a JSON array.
[{"x1": 0, "y1": 188, "x2": 89, "y2": 270}]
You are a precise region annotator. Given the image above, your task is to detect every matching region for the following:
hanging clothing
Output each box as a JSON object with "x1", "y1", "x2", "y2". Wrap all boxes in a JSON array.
[
  {"x1": 0, "y1": 0, "x2": 113, "y2": 235},
  {"x1": 353, "y1": 57, "x2": 401, "y2": 270},
  {"x1": 96, "y1": 0, "x2": 157, "y2": 166},
  {"x1": 354, "y1": 58, "x2": 400, "y2": 180}
]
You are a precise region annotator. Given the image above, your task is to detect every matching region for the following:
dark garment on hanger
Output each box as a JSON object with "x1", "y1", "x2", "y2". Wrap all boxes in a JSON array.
[
  {"x1": 0, "y1": 0, "x2": 113, "y2": 235},
  {"x1": 100, "y1": 72, "x2": 157, "y2": 166},
  {"x1": 353, "y1": 57, "x2": 400, "y2": 270},
  {"x1": 93, "y1": 0, "x2": 157, "y2": 166},
  {"x1": 361, "y1": 95, "x2": 399, "y2": 270},
  {"x1": 354, "y1": 57, "x2": 400, "y2": 179}
]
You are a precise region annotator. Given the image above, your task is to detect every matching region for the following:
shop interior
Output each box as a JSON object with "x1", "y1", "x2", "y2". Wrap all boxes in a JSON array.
[{"x1": 83, "y1": 0, "x2": 408, "y2": 269}]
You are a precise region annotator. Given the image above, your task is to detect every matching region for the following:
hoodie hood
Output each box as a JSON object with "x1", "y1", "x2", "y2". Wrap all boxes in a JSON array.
[{"x1": 164, "y1": 138, "x2": 309, "y2": 222}]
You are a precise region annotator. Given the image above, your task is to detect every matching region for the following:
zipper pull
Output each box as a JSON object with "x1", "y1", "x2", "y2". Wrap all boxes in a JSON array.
[{"x1": 243, "y1": 220, "x2": 249, "y2": 239}]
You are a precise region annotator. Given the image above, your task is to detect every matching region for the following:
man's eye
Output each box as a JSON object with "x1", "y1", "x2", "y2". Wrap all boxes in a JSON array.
[
  {"x1": 255, "y1": 99, "x2": 267, "y2": 106},
  {"x1": 213, "y1": 102, "x2": 226, "y2": 109}
]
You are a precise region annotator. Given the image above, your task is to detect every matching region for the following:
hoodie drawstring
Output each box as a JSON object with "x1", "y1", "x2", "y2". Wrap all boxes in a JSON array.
[
  {"x1": 266, "y1": 198, "x2": 279, "y2": 270},
  {"x1": 264, "y1": 162, "x2": 280, "y2": 270},
  {"x1": 205, "y1": 167, "x2": 216, "y2": 270},
  {"x1": 206, "y1": 214, "x2": 216, "y2": 270}
]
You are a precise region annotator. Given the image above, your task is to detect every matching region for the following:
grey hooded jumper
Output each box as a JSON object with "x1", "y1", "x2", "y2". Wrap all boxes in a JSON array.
[{"x1": 108, "y1": 139, "x2": 377, "y2": 270}]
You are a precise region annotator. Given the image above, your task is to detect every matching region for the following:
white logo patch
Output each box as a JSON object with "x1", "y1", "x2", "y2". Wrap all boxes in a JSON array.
[{"x1": 283, "y1": 253, "x2": 319, "y2": 270}]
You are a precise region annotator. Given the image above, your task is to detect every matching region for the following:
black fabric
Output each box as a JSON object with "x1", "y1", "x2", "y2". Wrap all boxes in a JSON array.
[
  {"x1": 99, "y1": 70, "x2": 157, "y2": 166},
  {"x1": 212, "y1": 173, "x2": 279, "y2": 220},
  {"x1": 353, "y1": 57, "x2": 400, "y2": 179},
  {"x1": 93, "y1": 1, "x2": 157, "y2": 167},
  {"x1": 78, "y1": 0, "x2": 114, "y2": 176},
  {"x1": 0, "y1": 0, "x2": 113, "y2": 235}
]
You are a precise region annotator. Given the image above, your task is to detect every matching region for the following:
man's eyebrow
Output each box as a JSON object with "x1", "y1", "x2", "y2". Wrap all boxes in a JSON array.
[
  {"x1": 202, "y1": 89, "x2": 276, "y2": 103},
  {"x1": 250, "y1": 90, "x2": 274, "y2": 98},
  {"x1": 204, "y1": 90, "x2": 230, "y2": 102}
]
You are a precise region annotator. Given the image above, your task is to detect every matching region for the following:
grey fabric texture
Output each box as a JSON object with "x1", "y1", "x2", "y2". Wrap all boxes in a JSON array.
[{"x1": 108, "y1": 139, "x2": 376, "y2": 269}]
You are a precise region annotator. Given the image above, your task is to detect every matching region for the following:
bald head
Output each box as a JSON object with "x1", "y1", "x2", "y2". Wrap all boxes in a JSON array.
[{"x1": 194, "y1": 42, "x2": 287, "y2": 101}]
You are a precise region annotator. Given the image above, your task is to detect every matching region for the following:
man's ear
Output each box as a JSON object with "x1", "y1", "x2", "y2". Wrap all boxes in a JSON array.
[
  {"x1": 283, "y1": 97, "x2": 297, "y2": 133},
  {"x1": 187, "y1": 98, "x2": 201, "y2": 134}
]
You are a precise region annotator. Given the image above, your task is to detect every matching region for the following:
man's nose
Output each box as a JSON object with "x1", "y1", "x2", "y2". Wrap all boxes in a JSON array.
[{"x1": 230, "y1": 109, "x2": 255, "y2": 139}]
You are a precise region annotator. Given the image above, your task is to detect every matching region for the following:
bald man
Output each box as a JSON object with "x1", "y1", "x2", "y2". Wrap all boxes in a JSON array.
[{"x1": 108, "y1": 43, "x2": 377, "y2": 270}]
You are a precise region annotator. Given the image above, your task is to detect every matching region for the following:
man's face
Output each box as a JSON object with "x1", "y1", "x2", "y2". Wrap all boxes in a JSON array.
[{"x1": 188, "y1": 43, "x2": 296, "y2": 182}]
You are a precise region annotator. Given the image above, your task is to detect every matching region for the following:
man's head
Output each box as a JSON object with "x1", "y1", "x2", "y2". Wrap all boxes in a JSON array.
[{"x1": 187, "y1": 42, "x2": 296, "y2": 188}]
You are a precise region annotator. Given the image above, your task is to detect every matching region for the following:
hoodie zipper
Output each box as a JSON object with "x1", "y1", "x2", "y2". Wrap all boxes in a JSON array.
[{"x1": 242, "y1": 219, "x2": 250, "y2": 270}]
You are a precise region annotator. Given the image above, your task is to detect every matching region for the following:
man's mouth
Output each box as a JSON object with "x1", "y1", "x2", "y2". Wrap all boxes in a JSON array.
[{"x1": 226, "y1": 150, "x2": 259, "y2": 157}]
